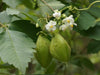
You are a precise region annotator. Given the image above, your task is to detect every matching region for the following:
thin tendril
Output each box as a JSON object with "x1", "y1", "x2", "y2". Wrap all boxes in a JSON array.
[
  {"x1": 76, "y1": 1, "x2": 100, "y2": 11},
  {"x1": 61, "y1": 1, "x2": 100, "y2": 12}
]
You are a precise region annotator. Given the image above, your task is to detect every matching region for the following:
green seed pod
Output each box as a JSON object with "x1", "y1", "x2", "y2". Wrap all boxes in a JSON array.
[
  {"x1": 50, "y1": 33, "x2": 71, "y2": 62},
  {"x1": 35, "y1": 35, "x2": 52, "y2": 68}
]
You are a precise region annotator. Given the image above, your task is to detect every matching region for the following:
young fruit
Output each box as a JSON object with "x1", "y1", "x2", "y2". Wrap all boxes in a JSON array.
[
  {"x1": 35, "y1": 35, "x2": 52, "y2": 68},
  {"x1": 50, "y1": 33, "x2": 71, "y2": 62}
]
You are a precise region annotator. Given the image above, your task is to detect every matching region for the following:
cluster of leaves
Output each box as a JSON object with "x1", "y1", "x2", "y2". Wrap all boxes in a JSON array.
[{"x1": 0, "y1": 0, "x2": 100, "y2": 75}]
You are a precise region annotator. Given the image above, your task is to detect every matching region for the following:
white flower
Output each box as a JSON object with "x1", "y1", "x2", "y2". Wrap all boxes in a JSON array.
[
  {"x1": 59, "y1": 24, "x2": 68, "y2": 31},
  {"x1": 53, "y1": 10, "x2": 61, "y2": 18},
  {"x1": 45, "y1": 20, "x2": 56, "y2": 31},
  {"x1": 62, "y1": 15, "x2": 74, "y2": 24},
  {"x1": 62, "y1": 15, "x2": 77, "y2": 29}
]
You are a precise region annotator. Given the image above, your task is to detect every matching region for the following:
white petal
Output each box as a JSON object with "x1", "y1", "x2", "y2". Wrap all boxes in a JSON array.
[
  {"x1": 66, "y1": 23, "x2": 70, "y2": 26},
  {"x1": 62, "y1": 18, "x2": 67, "y2": 23},
  {"x1": 54, "y1": 9, "x2": 58, "y2": 12},
  {"x1": 60, "y1": 25, "x2": 68, "y2": 31},
  {"x1": 50, "y1": 21, "x2": 56, "y2": 25},
  {"x1": 52, "y1": 26, "x2": 56, "y2": 31},
  {"x1": 69, "y1": 15, "x2": 73, "y2": 18},
  {"x1": 74, "y1": 23, "x2": 77, "y2": 26},
  {"x1": 71, "y1": 18, "x2": 74, "y2": 22},
  {"x1": 45, "y1": 25, "x2": 49, "y2": 30},
  {"x1": 53, "y1": 12, "x2": 61, "y2": 18},
  {"x1": 53, "y1": 13, "x2": 56, "y2": 17}
]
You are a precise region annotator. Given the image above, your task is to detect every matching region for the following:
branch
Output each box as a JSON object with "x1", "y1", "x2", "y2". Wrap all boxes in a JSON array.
[{"x1": 40, "y1": 0, "x2": 54, "y2": 12}]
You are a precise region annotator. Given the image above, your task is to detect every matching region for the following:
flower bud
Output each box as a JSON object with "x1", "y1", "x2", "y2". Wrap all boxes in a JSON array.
[
  {"x1": 36, "y1": 23, "x2": 39, "y2": 28},
  {"x1": 50, "y1": 33, "x2": 71, "y2": 62},
  {"x1": 35, "y1": 35, "x2": 52, "y2": 68},
  {"x1": 62, "y1": 14, "x2": 66, "y2": 18}
]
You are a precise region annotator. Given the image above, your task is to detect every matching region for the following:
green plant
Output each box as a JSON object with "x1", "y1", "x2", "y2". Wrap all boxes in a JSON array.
[{"x1": 0, "y1": 0, "x2": 100, "y2": 75}]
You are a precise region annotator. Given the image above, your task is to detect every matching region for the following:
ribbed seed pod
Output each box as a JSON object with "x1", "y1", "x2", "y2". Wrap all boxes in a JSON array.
[
  {"x1": 50, "y1": 33, "x2": 71, "y2": 62},
  {"x1": 35, "y1": 35, "x2": 52, "y2": 68}
]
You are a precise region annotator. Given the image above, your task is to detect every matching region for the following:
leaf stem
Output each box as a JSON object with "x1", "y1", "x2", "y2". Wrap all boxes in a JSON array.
[{"x1": 40, "y1": 0, "x2": 54, "y2": 12}]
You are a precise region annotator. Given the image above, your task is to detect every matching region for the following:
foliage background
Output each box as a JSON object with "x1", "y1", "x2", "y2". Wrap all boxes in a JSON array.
[{"x1": 0, "y1": 0, "x2": 100, "y2": 75}]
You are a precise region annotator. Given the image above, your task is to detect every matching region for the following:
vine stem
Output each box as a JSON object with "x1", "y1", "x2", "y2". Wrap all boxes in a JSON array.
[
  {"x1": 76, "y1": 1, "x2": 100, "y2": 11},
  {"x1": 61, "y1": 1, "x2": 100, "y2": 12},
  {"x1": 40, "y1": 0, "x2": 54, "y2": 12},
  {"x1": 60, "y1": 6, "x2": 69, "y2": 12}
]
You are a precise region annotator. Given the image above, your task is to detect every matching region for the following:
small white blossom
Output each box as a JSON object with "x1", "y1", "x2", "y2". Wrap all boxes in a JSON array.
[
  {"x1": 59, "y1": 24, "x2": 68, "y2": 31},
  {"x1": 45, "y1": 20, "x2": 56, "y2": 31},
  {"x1": 62, "y1": 15, "x2": 77, "y2": 29},
  {"x1": 62, "y1": 15, "x2": 74, "y2": 24},
  {"x1": 53, "y1": 10, "x2": 61, "y2": 18}
]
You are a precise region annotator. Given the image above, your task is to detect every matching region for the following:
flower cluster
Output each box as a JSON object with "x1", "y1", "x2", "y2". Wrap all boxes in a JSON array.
[{"x1": 45, "y1": 9, "x2": 77, "y2": 32}]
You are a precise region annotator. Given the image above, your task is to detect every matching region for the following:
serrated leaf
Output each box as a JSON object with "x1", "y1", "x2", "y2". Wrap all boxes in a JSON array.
[
  {"x1": 0, "y1": 11, "x2": 12, "y2": 23},
  {"x1": 88, "y1": 40, "x2": 100, "y2": 54},
  {"x1": 0, "y1": 29, "x2": 35, "y2": 73},
  {"x1": 77, "y1": 11, "x2": 96, "y2": 30},
  {"x1": 38, "y1": 0, "x2": 65, "y2": 17}
]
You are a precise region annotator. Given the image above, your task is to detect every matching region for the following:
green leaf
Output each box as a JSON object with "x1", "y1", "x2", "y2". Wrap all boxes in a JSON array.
[
  {"x1": 21, "y1": 0, "x2": 34, "y2": 9},
  {"x1": 77, "y1": 11, "x2": 96, "y2": 30},
  {"x1": 89, "y1": 0, "x2": 95, "y2": 3},
  {"x1": 6, "y1": 8, "x2": 20, "y2": 15},
  {"x1": 80, "y1": 57, "x2": 94, "y2": 70},
  {"x1": 45, "y1": 60, "x2": 56, "y2": 74},
  {"x1": 57, "y1": 0, "x2": 68, "y2": 4},
  {"x1": 87, "y1": 7, "x2": 100, "y2": 18},
  {"x1": 2, "y1": 0, "x2": 21, "y2": 8},
  {"x1": 71, "y1": 56, "x2": 94, "y2": 70},
  {"x1": 0, "y1": 11, "x2": 12, "y2": 24},
  {"x1": 0, "y1": 29, "x2": 35, "y2": 73},
  {"x1": 75, "y1": 25, "x2": 100, "y2": 40},
  {"x1": 38, "y1": 0, "x2": 65, "y2": 17},
  {"x1": 0, "y1": 63, "x2": 13, "y2": 69},
  {"x1": 2, "y1": 0, "x2": 35, "y2": 9},
  {"x1": 89, "y1": 0, "x2": 100, "y2": 3},
  {"x1": 88, "y1": 40, "x2": 100, "y2": 54},
  {"x1": 0, "y1": 27, "x2": 5, "y2": 34},
  {"x1": 9, "y1": 20, "x2": 41, "y2": 42}
]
